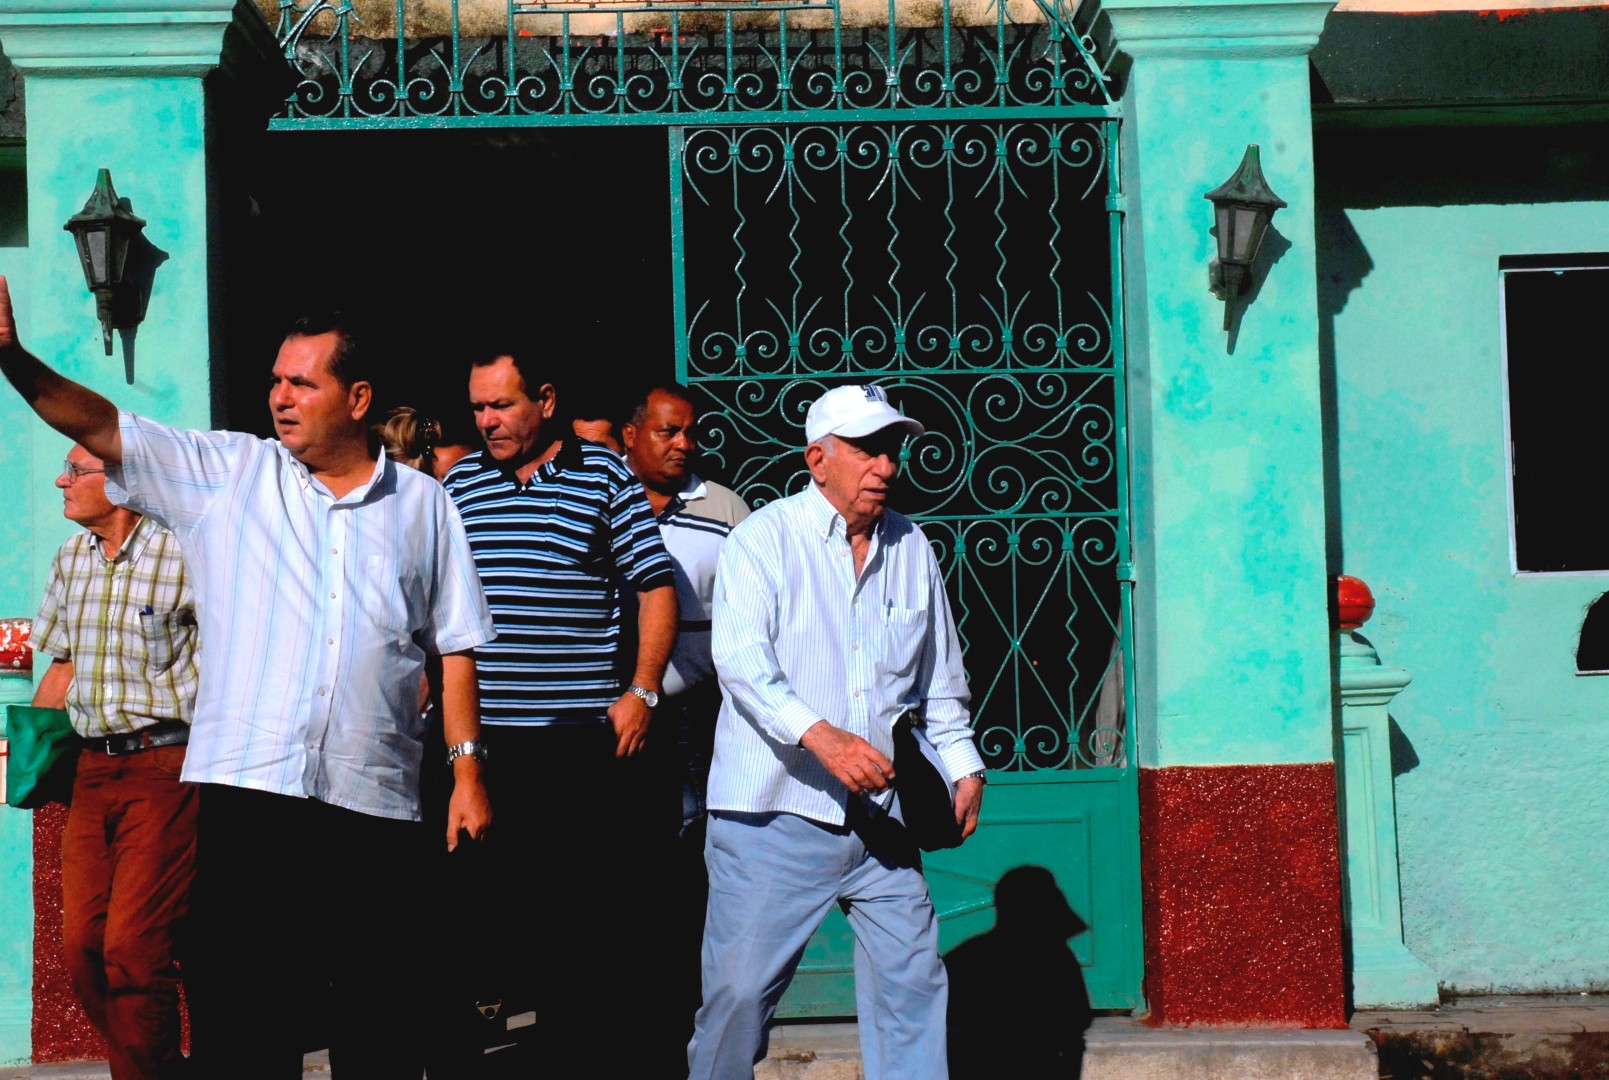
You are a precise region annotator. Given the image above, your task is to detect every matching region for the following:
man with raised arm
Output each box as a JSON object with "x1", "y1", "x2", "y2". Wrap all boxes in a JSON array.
[
  {"x1": 0, "y1": 276, "x2": 495, "y2": 1078},
  {"x1": 689, "y1": 383, "x2": 987, "y2": 1080}
]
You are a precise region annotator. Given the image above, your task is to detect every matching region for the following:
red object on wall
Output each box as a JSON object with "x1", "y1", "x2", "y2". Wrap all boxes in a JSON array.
[
  {"x1": 32, "y1": 802, "x2": 107, "y2": 1063},
  {"x1": 1334, "y1": 574, "x2": 1375, "y2": 630},
  {"x1": 1139, "y1": 764, "x2": 1348, "y2": 1028}
]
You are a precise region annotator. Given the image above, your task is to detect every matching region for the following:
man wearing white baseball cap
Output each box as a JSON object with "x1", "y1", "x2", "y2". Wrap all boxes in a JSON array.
[{"x1": 690, "y1": 383, "x2": 986, "y2": 1080}]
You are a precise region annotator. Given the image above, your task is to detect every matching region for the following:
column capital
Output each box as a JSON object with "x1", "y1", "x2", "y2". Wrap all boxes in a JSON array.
[
  {"x1": 0, "y1": 0, "x2": 276, "y2": 80},
  {"x1": 1105, "y1": 0, "x2": 1337, "y2": 61}
]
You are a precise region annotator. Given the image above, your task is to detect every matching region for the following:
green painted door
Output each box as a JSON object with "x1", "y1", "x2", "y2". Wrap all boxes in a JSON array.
[{"x1": 669, "y1": 118, "x2": 1142, "y2": 1014}]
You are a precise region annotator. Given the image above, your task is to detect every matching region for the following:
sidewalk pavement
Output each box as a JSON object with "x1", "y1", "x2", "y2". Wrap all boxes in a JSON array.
[{"x1": 10, "y1": 996, "x2": 1609, "y2": 1079}]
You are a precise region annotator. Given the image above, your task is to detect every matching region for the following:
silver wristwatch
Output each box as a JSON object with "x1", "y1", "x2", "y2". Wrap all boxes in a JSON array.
[
  {"x1": 445, "y1": 740, "x2": 489, "y2": 765},
  {"x1": 627, "y1": 684, "x2": 660, "y2": 708},
  {"x1": 959, "y1": 770, "x2": 987, "y2": 785}
]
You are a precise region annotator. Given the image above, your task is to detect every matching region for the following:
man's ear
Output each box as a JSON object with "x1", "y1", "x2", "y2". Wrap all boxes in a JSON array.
[
  {"x1": 804, "y1": 441, "x2": 827, "y2": 485},
  {"x1": 621, "y1": 422, "x2": 639, "y2": 453},
  {"x1": 536, "y1": 383, "x2": 558, "y2": 419},
  {"x1": 348, "y1": 380, "x2": 373, "y2": 423}
]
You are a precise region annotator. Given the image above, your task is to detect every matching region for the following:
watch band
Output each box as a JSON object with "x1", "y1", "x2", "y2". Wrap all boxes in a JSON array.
[
  {"x1": 627, "y1": 684, "x2": 660, "y2": 708},
  {"x1": 959, "y1": 770, "x2": 988, "y2": 785},
  {"x1": 445, "y1": 740, "x2": 489, "y2": 765}
]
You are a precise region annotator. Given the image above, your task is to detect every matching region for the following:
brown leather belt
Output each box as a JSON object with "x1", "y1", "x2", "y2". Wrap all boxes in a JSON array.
[{"x1": 82, "y1": 721, "x2": 190, "y2": 756}]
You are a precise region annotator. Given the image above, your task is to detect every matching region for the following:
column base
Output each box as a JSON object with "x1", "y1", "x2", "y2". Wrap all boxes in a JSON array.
[{"x1": 1350, "y1": 937, "x2": 1441, "y2": 1010}]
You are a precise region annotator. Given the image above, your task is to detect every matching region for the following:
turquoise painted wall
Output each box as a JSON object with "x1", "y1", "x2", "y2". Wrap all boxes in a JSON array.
[
  {"x1": 1325, "y1": 193, "x2": 1609, "y2": 992},
  {"x1": 1110, "y1": 0, "x2": 1336, "y2": 769},
  {"x1": 0, "y1": 248, "x2": 33, "y2": 1063}
]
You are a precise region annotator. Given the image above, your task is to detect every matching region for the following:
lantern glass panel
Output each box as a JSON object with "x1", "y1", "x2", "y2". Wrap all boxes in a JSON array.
[
  {"x1": 83, "y1": 228, "x2": 109, "y2": 285},
  {"x1": 109, "y1": 230, "x2": 132, "y2": 283},
  {"x1": 1215, "y1": 203, "x2": 1234, "y2": 260},
  {"x1": 1231, "y1": 205, "x2": 1262, "y2": 263}
]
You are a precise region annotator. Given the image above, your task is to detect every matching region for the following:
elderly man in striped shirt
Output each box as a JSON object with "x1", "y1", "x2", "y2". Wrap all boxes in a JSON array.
[
  {"x1": 690, "y1": 384, "x2": 987, "y2": 1080},
  {"x1": 0, "y1": 277, "x2": 495, "y2": 1079}
]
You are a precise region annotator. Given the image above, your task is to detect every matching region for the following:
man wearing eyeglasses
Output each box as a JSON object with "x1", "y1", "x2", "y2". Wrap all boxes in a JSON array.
[{"x1": 31, "y1": 444, "x2": 200, "y2": 1080}]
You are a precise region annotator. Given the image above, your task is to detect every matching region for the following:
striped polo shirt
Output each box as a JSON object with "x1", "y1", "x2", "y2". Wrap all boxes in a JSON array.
[
  {"x1": 445, "y1": 439, "x2": 675, "y2": 726},
  {"x1": 654, "y1": 475, "x2": 749, "y2": 699}
]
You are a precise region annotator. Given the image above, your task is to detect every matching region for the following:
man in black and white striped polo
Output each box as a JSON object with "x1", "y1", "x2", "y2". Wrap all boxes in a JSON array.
[{"x1": 443, "y1": 348, "x2": 678, "y2": 1071}]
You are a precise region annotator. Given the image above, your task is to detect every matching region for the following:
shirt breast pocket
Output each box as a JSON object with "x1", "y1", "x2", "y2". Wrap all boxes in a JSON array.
[
  {"x1": 876, "y1": 606, "x2": 928, "y2": 683},
  {"x1": 138, "y1": 608, "x2": 196, "y2": 676},
  {"x1": 364, "y1": 555, "x2": 428, "y2": 642}
]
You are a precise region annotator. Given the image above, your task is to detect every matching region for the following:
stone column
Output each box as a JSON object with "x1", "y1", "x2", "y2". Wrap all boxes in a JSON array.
[
  {"x1": 1336, "y1": 578, "x2": 1439, "y2": 1009},
  {"x1": 0, "y1": 1, "x2": 278, "y2": 1061},
  {"x1": 1104, "y1": 0, "x2": 1347, "y2": 1026}
]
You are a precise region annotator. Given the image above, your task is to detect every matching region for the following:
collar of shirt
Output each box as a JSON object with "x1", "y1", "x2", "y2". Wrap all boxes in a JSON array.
[
  {"x1": 657, "y1": 473, "x2": 708, "y2": 521},
  {"x1": 91, "y1": 513, "x2": 155, "y2": 567},
  {"x1": 803, "y1": 482, "x2": 887, "y2": 547},
  {"x1": 285, "y1": 448, "x2": 387, "y2": 505},
  {"x1": 462, "y1": 439, "x2": 586, "y2": 491}
]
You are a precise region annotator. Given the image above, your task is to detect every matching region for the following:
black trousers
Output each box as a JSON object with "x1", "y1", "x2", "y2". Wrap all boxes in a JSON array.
[
  {"x1": 425, "y1": 722, "x2": 685, "y2": 1077},
  {"x1": 186, "y1": 784, "x2": 427, "y2": 1080}
]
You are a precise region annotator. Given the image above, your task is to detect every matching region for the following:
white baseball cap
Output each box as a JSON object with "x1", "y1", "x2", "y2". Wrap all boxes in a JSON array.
[{"x1": 804, "y1": 384, "x2": 925, "y2": 445}]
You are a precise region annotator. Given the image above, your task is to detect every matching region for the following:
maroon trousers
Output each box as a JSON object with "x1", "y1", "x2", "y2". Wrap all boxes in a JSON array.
[{"x1": 60, "y1": 744, "x2": 198, "y2": 1080}]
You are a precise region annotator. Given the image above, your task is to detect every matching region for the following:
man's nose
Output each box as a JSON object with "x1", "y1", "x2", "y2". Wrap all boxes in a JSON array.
[
  {"x1": 873, "y1": 453, "x2": 899, "y2": 476},
  {"x1": 55, "y1": 470, "x2": 70, "y2": 489},
  {"x1": 672, "y1": 430, "x2": 694, "y2": 451}
]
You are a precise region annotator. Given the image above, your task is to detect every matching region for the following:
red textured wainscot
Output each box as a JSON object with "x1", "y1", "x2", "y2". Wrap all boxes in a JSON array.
[
  {"x1": 32, "y1": 801, "x2": 106, "y2": 1063},
  {"x1": 1139, "y1": 764, "x2": 1347, "y2": 1028}
]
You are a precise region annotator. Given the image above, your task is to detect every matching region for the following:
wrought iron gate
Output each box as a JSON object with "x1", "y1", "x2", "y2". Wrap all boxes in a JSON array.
[{"x1": 271, "y1": 0, "x2": 1140, "y2": 1013}]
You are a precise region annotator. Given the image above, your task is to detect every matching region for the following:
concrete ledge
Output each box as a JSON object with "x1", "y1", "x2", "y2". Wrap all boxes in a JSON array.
[{"x1": 1082, "y1": 1017, "x2": 1379, "y2": 1080}]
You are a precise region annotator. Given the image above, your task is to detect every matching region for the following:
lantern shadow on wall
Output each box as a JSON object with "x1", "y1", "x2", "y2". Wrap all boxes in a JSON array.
[
  {"x1": 1205, "y1": 144, "x2": 1291, "y2": 352},
  {"x1": 63, "y1": 169, "x2": 169, "y2": 384}
]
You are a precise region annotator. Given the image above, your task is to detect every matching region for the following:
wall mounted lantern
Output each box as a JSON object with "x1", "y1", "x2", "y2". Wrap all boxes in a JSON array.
[
  {"x1": 1204, "y1": 144, "x2": 1286, "y2": 329},
  {"x1": 63, "y1": 169, "x2": 148, "y2": 356}
]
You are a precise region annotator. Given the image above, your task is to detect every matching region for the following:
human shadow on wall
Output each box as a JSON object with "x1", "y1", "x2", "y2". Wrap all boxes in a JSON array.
[{"x1": 945, "y1": 865, "x2": 1093, "y2": 1080}]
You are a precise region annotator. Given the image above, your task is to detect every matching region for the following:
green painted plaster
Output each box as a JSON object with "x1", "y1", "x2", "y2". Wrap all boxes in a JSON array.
[
  {"x1": 1325, "y1": 197, "x2": 1609, "y2": 992},
  {"x1": 1110, "y1": 0, "x2": 1335, "y2": 768}
]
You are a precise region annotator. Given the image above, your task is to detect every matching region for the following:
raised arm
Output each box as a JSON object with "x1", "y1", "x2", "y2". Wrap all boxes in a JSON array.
[{"x1": 0, "y1": 276, "x2": 122, "y2": 463}]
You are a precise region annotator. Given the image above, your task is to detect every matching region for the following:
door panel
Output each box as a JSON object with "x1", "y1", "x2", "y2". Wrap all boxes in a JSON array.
[{"x1": 670, "y1": 118, "x2": 1142, "y2": 1013}]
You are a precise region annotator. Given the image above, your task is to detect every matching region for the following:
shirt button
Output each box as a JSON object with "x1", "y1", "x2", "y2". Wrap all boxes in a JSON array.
[
  {"x1": 327, "y1": 638, "x2": 335, "y2": 646},
  {"x1": 330, "y1": 591, "x2": 337, "y2": 600},
  {"x1": 318, "y1": 687, "x2": 327, "y2": 697},
  {"x1": 852, "y1": 643, "x2": 860, "y2": 651},
  {"x1": 852, "y1": 690, "x2": 861, "y2": 698},
  {"x1": 332, "y1": 548, "x2": 339, "y2": 555}
]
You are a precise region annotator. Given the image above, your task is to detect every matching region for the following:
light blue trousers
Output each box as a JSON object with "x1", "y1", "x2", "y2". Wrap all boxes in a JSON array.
[{"x1": 687, "y1": 804, "x2": 949, "y2": 1080}]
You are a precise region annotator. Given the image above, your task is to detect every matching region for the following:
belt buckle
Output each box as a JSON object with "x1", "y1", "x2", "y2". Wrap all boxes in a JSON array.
[{"x1": 104, "y1": 732, "x2": 142, "y2": 756}]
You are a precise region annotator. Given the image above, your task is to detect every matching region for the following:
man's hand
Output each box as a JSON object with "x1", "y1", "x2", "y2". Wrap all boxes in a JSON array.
[
  {"x1": 953, "y1": 776, "x2": 985, "y2": 841},
  {"x1": 801, "y1": 720, "x2": 894, "y2": 795},
  {"x1": 446, "y1": 765, "x2": 492, "y2": 851},
  {"x1": 608, "y1": 691, "x2": 653, "y2": 758},
  {"x1": 0, "y1": 275, "x2": 18, "y2": 352}
]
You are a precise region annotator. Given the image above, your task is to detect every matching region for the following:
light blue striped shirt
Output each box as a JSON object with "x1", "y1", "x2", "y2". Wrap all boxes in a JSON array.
[
  {"x1": 708, "y1": 484, "x2": 983, "y2": 825},
  {"x1": 106, "y1": 412, "x2": 495, "y2": 821}
]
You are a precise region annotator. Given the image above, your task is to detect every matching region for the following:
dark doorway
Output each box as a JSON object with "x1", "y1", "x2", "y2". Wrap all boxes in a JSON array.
[{"x1": 216, "y1": 126, "x2": 673, "y2": 438}]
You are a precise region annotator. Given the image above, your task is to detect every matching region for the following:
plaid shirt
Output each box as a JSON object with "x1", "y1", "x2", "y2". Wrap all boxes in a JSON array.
[{"x1": 33, "y1": 516, "x2": 199, "y2": 738}]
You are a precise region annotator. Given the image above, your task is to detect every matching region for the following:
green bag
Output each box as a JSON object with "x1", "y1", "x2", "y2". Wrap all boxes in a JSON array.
[{"x1": 5, "y1": 704, "x2": 78, "y2": 809}]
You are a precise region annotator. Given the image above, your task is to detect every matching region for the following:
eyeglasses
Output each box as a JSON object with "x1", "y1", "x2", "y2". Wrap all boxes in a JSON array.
[{"x1": 62, "y1": 460, "x2": 106, "y2": 483}]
